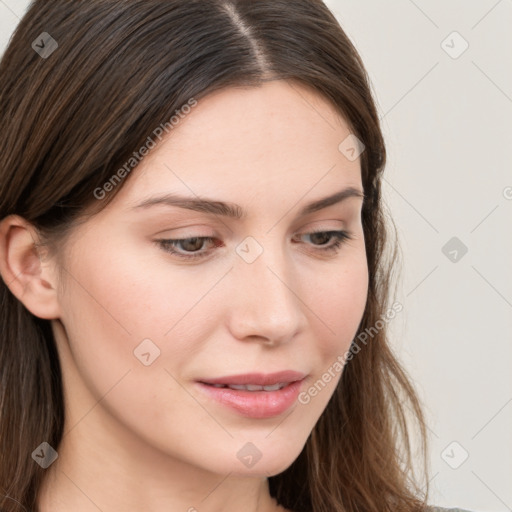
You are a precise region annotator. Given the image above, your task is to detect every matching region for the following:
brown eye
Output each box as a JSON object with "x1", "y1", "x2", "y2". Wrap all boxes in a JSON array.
[
  {"x1": 157, "y1": 236, "x2": 221, "y2": 260},
  {"x1": 156, "y1": 230, "x2": 353, "y2": 262},
  {"x1": 294, "y1": 230, "x2": 353, "y2": 253}
]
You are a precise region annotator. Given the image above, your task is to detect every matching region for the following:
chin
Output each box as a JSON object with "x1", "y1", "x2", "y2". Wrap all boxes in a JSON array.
[{"x1": 228, "y1": 445, "x2": 303, "y2": 478}]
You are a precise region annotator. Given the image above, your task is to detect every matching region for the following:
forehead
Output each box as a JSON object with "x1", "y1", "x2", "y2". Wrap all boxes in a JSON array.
[
  {"x1": 162, "y1": 80, "x2": 352, "y2": 156},
  {"x1": 113, "y1": 80, "x2": 362, "y2": 211}
]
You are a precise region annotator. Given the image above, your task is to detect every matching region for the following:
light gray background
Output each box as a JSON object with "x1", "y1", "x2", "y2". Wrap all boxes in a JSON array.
[{"x1": 1, "y1": 1, "x2": 511, "y2": 511}]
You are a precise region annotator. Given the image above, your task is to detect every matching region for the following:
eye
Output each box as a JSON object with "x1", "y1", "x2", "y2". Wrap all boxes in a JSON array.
[
  {"x1": 155, "y1": 229, "x2": 354, "y2": 261},
  {"x1": 156, "y1": 236, "x2": 221, "y2": 260},
  {"x1": 293, "y1": 229, "x2": 353, "y2": 254}
]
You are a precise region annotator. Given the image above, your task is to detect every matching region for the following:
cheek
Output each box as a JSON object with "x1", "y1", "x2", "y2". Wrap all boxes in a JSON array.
[
  {"x1": 62, "y1": 234, "x2": 209, "y2": 336},
  {"x1": 305, "y1": 248, "x2": 369, "y2": 355},
  {"x1": 56, "y1": 242, "x2": 213, "y2": 444},
  {"x1": 57, "y1": 238, "x2": 225, "y2": 387},
  {"x1": 293, "y1": 255, "x2": 368, "y2": 422}
]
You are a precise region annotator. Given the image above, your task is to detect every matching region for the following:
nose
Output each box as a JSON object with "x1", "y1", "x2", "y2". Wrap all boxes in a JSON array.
[{"x1": 226, "y1": 239, "x2": 307, "y2": 346}]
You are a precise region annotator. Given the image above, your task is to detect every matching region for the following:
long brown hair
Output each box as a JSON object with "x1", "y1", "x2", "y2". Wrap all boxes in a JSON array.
[{"x1": 0, "y1": 1, "x2": 430, "y2": 510}]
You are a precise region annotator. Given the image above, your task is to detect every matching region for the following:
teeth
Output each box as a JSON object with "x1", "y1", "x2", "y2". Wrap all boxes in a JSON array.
[
  {"x1": 246, "y1": 384, "x2": 265, "y2": 391},
  {"x1": 262, "y1": 383, "x2": 286, "y2": 391},
  {"x1": 223, "y1": 384, "x2": 255, "y2": 390},
  {"x1": 205, "y1": 383, "x2": 288, "y2": 391},
  {"x1": 232, "y1": 383, "x2": 288, "y2": 391}
]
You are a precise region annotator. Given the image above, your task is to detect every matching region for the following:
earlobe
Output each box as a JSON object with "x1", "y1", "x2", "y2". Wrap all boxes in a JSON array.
[{"x1": 0, "y1": 215, "x2": 61, "y2": 320}]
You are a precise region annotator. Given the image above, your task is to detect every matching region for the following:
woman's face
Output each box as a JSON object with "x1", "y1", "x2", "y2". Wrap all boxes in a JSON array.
[{"x1": 51, "y1": 80, "x2": 368, "y2": 477}]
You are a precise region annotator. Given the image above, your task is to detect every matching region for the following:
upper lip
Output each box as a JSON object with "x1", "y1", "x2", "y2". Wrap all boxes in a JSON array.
[{"x1": 198, "y1": 370, "x2": 307, "y2": 386}]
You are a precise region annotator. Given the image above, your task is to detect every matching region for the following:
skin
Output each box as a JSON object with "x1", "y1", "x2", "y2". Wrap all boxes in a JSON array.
[{"x1": 0, "y1": 80, "x2": 368, "y2": 512}]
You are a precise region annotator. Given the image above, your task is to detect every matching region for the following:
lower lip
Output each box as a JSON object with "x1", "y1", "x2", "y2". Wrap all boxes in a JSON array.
[{"x1": 196, "y1": 379, "x2": 304, "y2": 419}]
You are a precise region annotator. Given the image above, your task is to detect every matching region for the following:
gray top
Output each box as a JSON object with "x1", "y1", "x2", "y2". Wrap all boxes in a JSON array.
[{"x1": 431, "y1": 507, "x2": 474, "y2": 512}]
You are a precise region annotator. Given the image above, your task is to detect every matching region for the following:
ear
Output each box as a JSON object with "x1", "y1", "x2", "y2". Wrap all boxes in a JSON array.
[{"x1": 0, "y1": 215, "x2": 61, "y2": 319}]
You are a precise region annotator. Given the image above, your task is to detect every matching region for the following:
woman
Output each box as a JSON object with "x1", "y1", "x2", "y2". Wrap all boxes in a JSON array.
[{"x1": 0, "y1": 1, "x2": 473, "y2": 511}]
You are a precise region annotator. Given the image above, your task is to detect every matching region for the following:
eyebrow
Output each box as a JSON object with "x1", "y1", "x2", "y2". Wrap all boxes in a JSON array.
[{"x1": 130, "y1": 186, "x2": 365, "y2": 219}]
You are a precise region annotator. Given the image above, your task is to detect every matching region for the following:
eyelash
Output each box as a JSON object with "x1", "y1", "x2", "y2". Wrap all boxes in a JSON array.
[{"x1": 155, "y1": 229, "x2": 354, "y2": 261}]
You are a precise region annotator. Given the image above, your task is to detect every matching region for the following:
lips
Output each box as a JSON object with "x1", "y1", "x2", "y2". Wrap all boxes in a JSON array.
[{"x1": 195, "y1": 371, "x2": 307, "y2": 419}]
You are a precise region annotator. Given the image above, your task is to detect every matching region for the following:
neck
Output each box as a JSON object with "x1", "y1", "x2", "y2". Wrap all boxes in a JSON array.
[
  {"x1": 36, "y1": 320, "x2": 292, "y2": 512},
  {"x1": 37, "y1": 423, "x2": 284, "y2": 512}
]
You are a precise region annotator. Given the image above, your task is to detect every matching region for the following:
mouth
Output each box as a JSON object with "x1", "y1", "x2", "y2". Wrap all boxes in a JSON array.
[
  {"x1": 204, "y1": 382, "x2": 289, "y2": 391},
  {"x1": 195, "y1": 371, "x2": 307, "y2": 419},
  {"x1": 198, "y1": 370, "x2": 306, "y2": 387}
]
